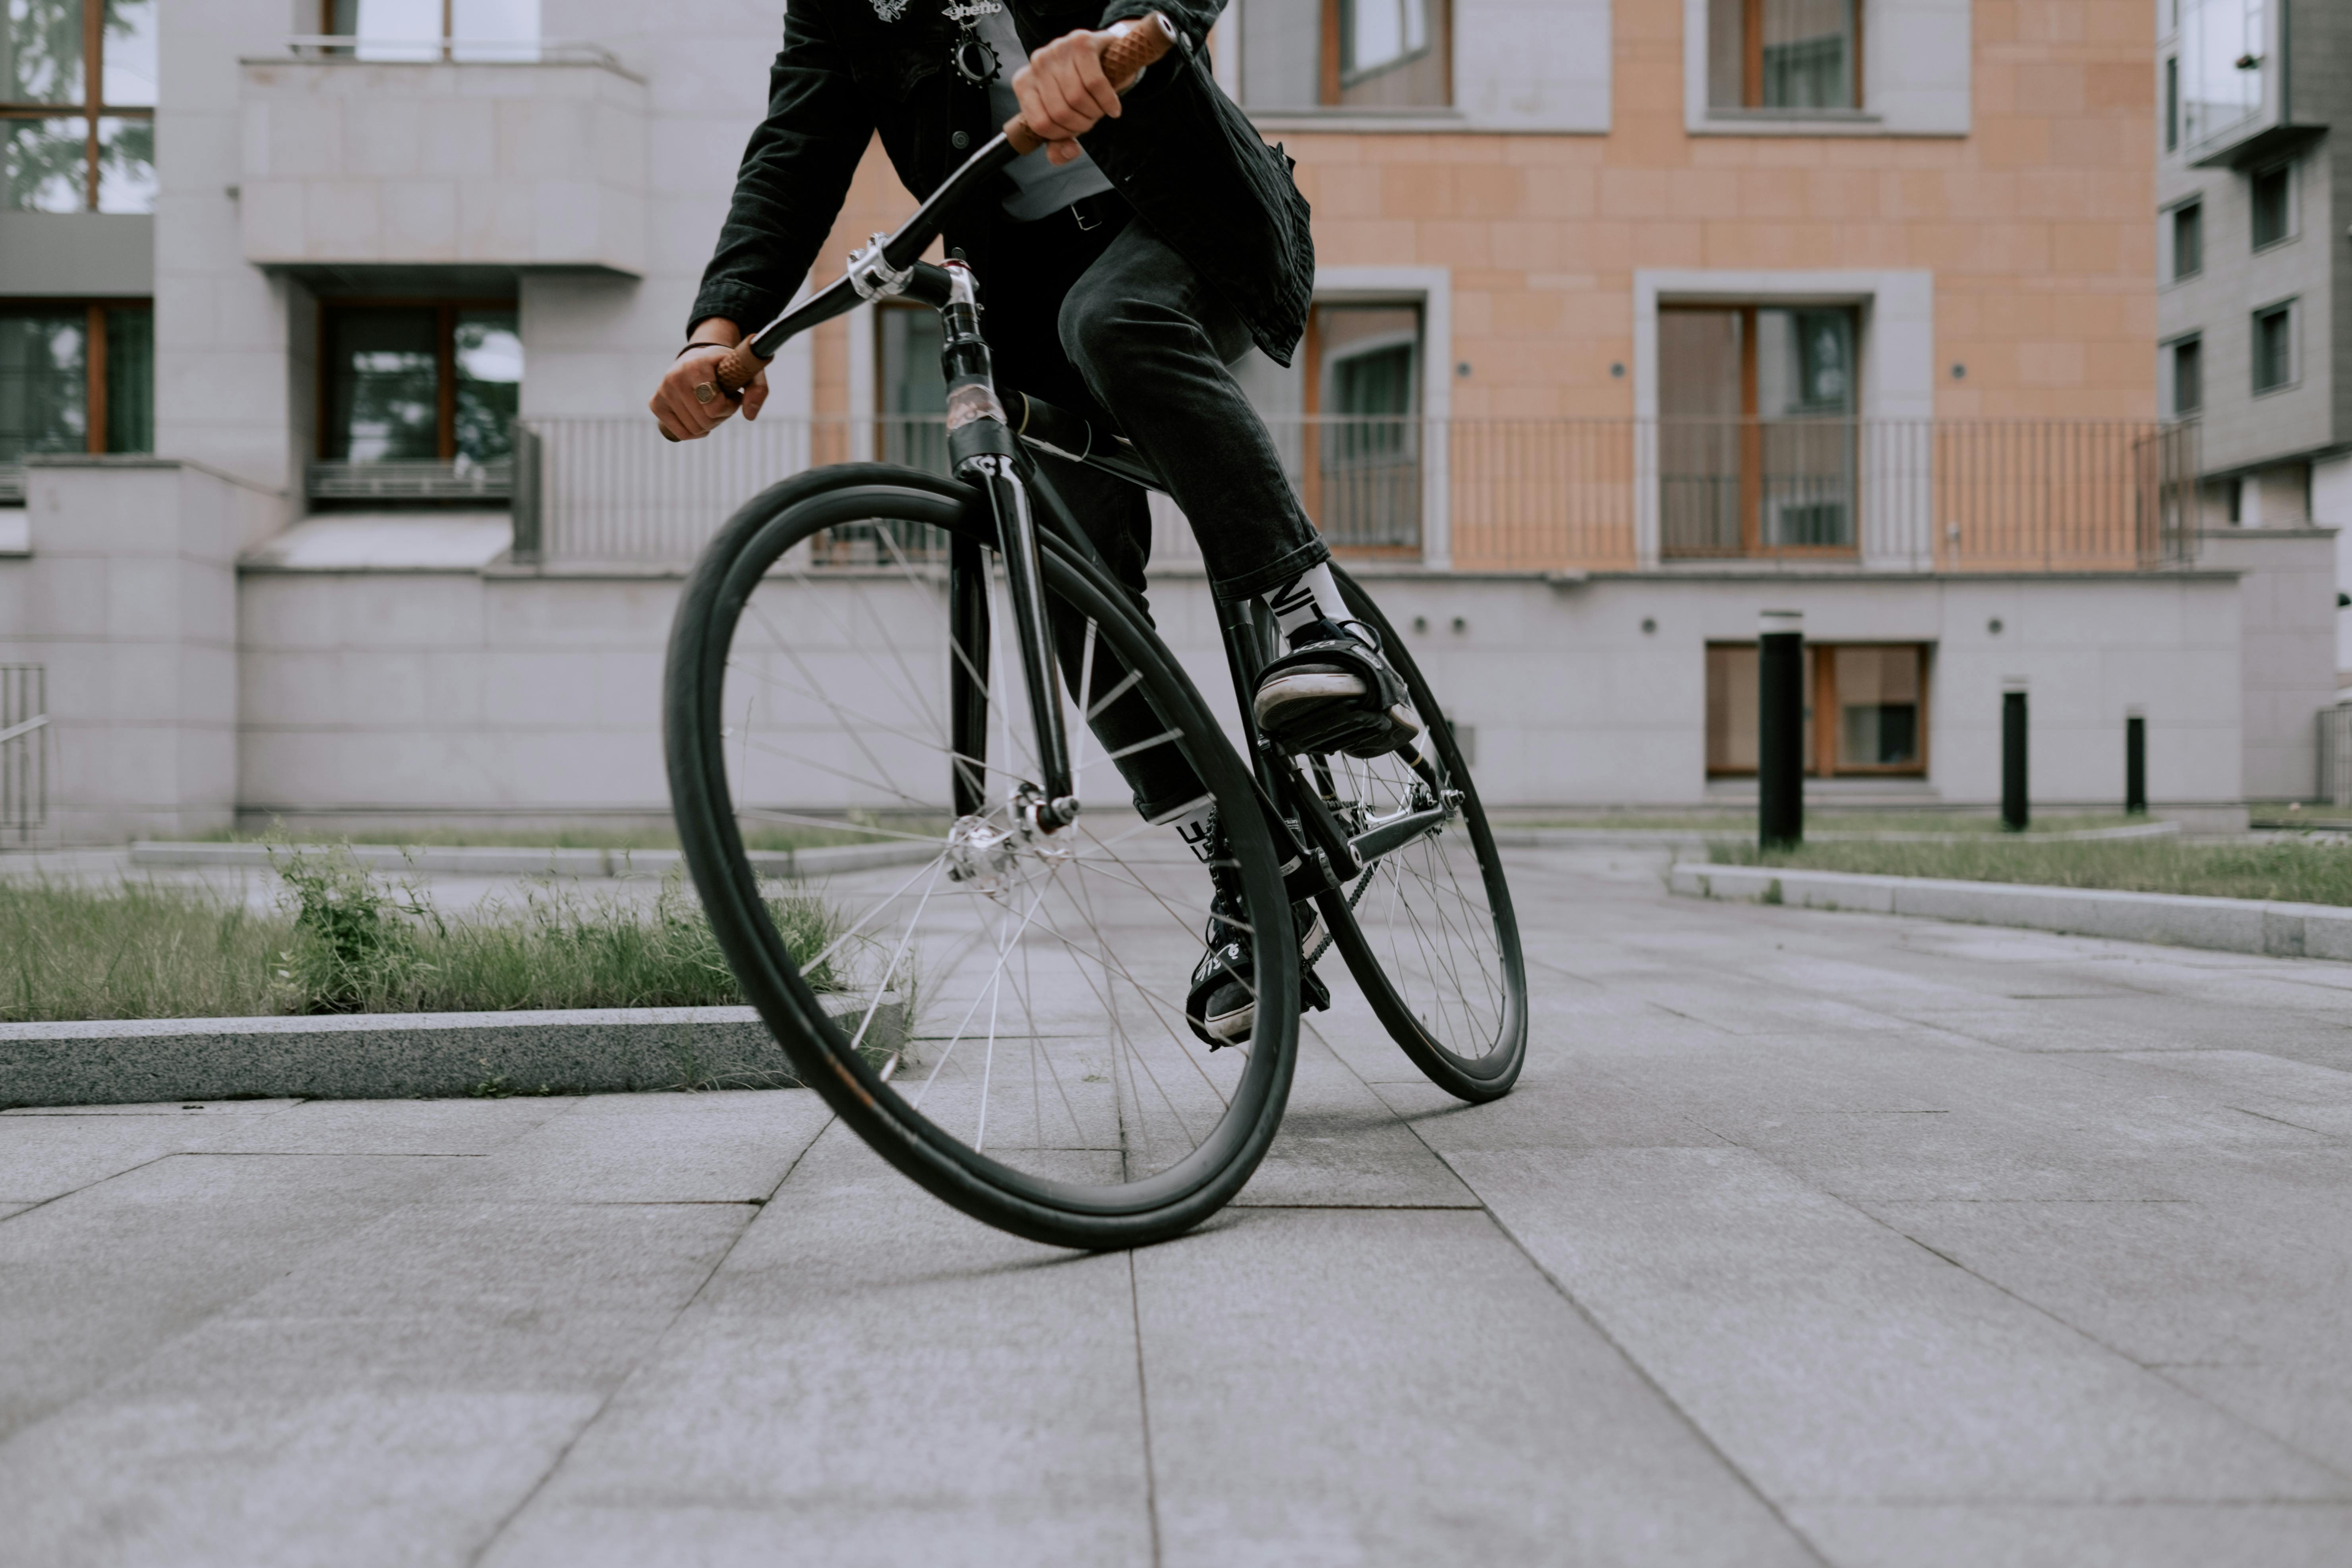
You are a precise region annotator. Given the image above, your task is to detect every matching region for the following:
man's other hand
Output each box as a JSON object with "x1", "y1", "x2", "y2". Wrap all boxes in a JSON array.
[
  {"x1": 1014, "y1": 27, "x2": 1137, "y2": 167},
  {"x1": 652, "y1": 322, "x2": 767, "y2": 441}
]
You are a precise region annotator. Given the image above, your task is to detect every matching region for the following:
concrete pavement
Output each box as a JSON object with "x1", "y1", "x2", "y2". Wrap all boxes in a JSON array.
[{"x1": 4, "y1": 845, "x2": 2352, "y2": 1566}]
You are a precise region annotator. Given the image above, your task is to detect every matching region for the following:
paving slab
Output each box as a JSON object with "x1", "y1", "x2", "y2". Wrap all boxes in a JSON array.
[
  {"x1": 1450, "y1": 1145, "x2": 2349, "y2": 1504},
  {"x1": 1785, "y1": 1502, "x2": 2352, "y2": 1568},
  {"x1": 2, "y1": 846, "x2": 2352, "y2": 1562},
  {"x1": 1231, "y1": 1023, "x2": 1480, "y2": 1207},
  {"x1": 480, "y1": 1125, "x2": 1155, "y2": 1568},
  {"x1": 1133, "y1": 1205, "x2": 1818, "y2": 1568}
]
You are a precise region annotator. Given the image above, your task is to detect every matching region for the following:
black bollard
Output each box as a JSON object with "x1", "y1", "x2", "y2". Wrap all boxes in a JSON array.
[
  {"x1": 2002, "y1": 680, "x2": 2029, "y2": 833},
  {"x1": 1758, "y1": 611, "x2": 1805, "y2": 849},
  {"x1": 2125, "y1": 710, "x2": 2147, "y2": 816}
]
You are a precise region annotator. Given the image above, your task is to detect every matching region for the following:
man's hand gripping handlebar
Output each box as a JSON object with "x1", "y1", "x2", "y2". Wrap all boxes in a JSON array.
[{"x1": 655, "y1": 13, "x2": 1178, "y2": 441}]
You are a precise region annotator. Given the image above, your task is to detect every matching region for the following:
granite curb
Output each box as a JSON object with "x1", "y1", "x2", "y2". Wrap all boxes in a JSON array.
[
  {"x1": 1497, "y1": 820, "x2": 2181, "y2": 850},
  {"x1": 129, "y1": 839, "x2": 942, "y2": 880},
  {"x1": 1669, "y1": 862, "x2": 2352, "y2": 962},
  {"x1": 0, "y1": 994, "x2": 908, "y2": 1108}
]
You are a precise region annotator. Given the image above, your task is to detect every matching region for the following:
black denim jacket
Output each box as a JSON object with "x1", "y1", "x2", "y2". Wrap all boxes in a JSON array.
[{"x1": 688, "y1": 0, "x2": 1315, "y2": 367}]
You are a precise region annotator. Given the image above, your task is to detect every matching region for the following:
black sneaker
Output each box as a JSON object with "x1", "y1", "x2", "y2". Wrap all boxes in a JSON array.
[
  {"x1": 1252, "y1": 617, "x2": 1421, "y2": 759},
  {"x1": 1184, "y1": 866, "x2": 1329, "y2": 1049}
]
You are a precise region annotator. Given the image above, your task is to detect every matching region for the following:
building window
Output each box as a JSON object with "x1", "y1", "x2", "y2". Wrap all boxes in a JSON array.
[
  {"x1": 2249, "y1": 160, "x2": 2293, "y2": 249},
  {"x1": 1, "y1": 0, "x2": 155, "y2": 213},
  {"x1": 2168, "y1": 0, "x2": 2265, "y2": 151},
  {"x1": 1660, "y1": 304, "x2": 1860, "y2": 557},
  {"x1": 0, "y1": 300, "x2": 151, "y2": 467},
  {"x1": 876, "y1": 302, "x2": 946, "y2": 475},
  {"x1": 319, "y1": 302, "x2": 519, "y2": 468},
  {"x1": 2251, "y1": 300, "x2": 2294, "y2": 395},
  {"x1": 1236, "y1": 0, "x2": 1450, "y2": 111},
  {"x1": 2170, "y1": 201, "x2": 2202, "y2": 281},
  {"x1": 2170, "y1": 335, "x2": 2202, "y2": 418},
  {"x1": 1707, "y1": 642, "x2": 1928, "y2": 777},
  {"x1": 323, "y1": 0, "x2": 541, "y2": 61},
  {"x1": 1305, "y1": 302, "x2": 1422, "y2": 553},
  {"x1": 1708, "y1": 0, "x2": 1859, "y2": 113}
]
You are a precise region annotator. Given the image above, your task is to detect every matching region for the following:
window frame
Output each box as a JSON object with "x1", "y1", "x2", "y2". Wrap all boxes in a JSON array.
[
  {"x1": 1317, "y1": 0, "x2": 1452, "y2": 108},
  {"x1": 0, "y1": 0, "x2": 156, "y2": 213},
  {"x1": 2166, "y1": 332, "x2": 2203, "y2": 419},
  {"x1": 0, "y1": 294, "x2": 151, "y2": 456},
  {"x1": 2166, "y1": 199, "x2": 2203, "y2": 283},
  {"x1": 1300, "y1": 297, "x2": 1427, "y2": 557},
  {"x1": 313, "y1": 296, "x2": 520, "y2": 465},
  {"x1": 2249, "y1": 158, "x2": 2296, "y2": 251},
  {"x1": 1704, "y1": 638, "x2": 1931, "y2": 779},
  {"x1": 2249, "y1": 297, "x2": 2296, "y2": 397},
  {"x1": 1708, "y1": 0, "x2": 1866, "y2": 118},
  {"x1": 1658, "y1": 301, "x2": 1865, "y2": 562}
]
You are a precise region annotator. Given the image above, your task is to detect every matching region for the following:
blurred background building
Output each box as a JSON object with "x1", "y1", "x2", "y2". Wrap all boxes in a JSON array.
[{"x1": 0, "y1": 0, "x2": 2336, "y2": 840}]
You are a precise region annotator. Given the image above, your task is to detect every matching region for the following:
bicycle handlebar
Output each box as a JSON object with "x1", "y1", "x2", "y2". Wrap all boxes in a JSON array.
[{"x1": 707, "y1": 12, "x2": 1178, "y2": 400}]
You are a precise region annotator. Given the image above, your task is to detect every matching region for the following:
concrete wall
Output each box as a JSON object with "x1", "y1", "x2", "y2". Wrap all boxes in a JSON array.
[
  {"x1": 0, "y1": 460, "x2": 277, "y2": 843},
  {"x1": 2199, "y1": 527, "x2": 2339, "y2": 800},
  {"x1": 230, "y1": 563, "x2": 2250, "y2": 826},
  {"x1": 156, "y1": 0, "x2": 311, "y2": 503},
  {"x1": 237, "y1": 57, "x2": 649, "y2": 275}
]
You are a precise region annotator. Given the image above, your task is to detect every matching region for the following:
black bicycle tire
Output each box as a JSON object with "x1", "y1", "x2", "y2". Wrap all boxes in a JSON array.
[
  {"x1": 1313, "y1": 565, "x2": 1528, "y2": 1102},
  {"x1": 664, "y1": 462, "x2": 1301, "y2": 1249}
]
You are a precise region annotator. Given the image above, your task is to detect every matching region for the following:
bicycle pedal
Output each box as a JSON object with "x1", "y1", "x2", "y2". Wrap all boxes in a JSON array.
[{"x1": 1302, "y1": 966, "x2": 1331, "y2": 1013}]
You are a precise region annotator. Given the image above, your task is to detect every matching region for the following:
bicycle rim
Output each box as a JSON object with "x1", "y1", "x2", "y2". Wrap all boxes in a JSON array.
[
  {"x1": 665, "y1": 464, "x2": 1300, "y2": 1247},
  {"x1": 1313, "y1": 566, "x2": 1527, "y2": 1101}
]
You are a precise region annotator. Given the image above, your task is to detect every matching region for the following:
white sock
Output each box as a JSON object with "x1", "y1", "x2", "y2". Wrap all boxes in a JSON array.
[
  {"x1": 1162, "y1": 799, "x2": 1218, "y2": 863},
  {"x1": 1263, "y1": 563, "x2": 1348, "y2": 640}
]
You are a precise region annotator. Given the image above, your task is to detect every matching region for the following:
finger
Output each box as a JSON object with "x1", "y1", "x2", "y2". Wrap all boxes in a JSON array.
[
  {"x1": 1030, "y1": 62, "x2": 1092, "y2": 139},
  {"x1": 1048, "y1": 138, "x2": 1079, "y2": 166},
  {"x1": 1070, "y1": 43, "x2": 1122, "y2": 119},
  {"x1": 742, "y1": 375, "x2": 769, "y2": 421}
]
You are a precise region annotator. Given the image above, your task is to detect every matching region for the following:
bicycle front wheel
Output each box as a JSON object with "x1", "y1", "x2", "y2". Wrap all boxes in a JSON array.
[
  {"x1": 1311, "y1": 565, "x2": 1528, "y2": 1102},
  {"x1": 665, "y1": 464, "x2": 1301, "y2": 1249}
]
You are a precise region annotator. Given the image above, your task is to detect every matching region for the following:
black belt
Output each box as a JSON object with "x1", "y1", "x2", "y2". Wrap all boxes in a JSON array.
[{"x1": 1066, "y1": 190, "x2": 1128, "y2": 232}]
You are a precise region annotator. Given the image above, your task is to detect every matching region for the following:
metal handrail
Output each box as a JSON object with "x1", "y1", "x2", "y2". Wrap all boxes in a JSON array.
[{"x1": 278, "y1": 36, "x2": 630, "y2": 72}]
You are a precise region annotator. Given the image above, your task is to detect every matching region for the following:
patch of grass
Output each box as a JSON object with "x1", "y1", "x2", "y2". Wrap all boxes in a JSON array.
[
  {"x1": 186, "y1": 815, "x2": 944, "y2": 855},
  {"x1": 0, "y1": 850, "x2": 843, "y2": 1023},
  {"x1": 1710, "y1": 835, "x2": 2352, "y2": 907},
  {"x1": 1, "y1": 879, "x2": 288, "y2": 1021},
  {"x1": 1519, "y1": 811, "x2": 2145, "y2": 837}
]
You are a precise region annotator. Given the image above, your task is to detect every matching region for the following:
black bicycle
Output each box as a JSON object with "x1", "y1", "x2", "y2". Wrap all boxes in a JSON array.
[{"x1": 665, "y1": 17, "x2": 1523, "y2": 1249}]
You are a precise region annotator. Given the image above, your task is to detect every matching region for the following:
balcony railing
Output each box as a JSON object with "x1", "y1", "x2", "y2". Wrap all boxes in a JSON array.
[
  {"x1": 515, "y1": 416, "x2": 2197, "y2": 574},
  {"x1": 279, "y1": 36, "x2": 628, "y2": 70},
  {"x1": 307, "y1": 460, "x2": 513, "y2": 504}
]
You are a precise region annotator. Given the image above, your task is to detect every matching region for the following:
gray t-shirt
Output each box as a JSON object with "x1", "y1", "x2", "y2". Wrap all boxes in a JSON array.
[{"x1": 976, "y1": 4, "x2": 1115, "y2": 221}]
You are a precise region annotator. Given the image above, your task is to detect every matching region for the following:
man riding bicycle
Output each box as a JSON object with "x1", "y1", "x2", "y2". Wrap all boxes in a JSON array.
[{"x1": 649, "y1": 0, "x2": 1419, "y2": 1046}]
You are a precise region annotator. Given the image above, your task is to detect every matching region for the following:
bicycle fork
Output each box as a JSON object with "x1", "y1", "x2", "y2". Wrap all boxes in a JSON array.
[{"x1": 940, "y1": 263, "x2": 1077, "y2": 833}]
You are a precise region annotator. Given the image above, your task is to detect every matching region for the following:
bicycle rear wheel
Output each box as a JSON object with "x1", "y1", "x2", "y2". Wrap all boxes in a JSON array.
[
  {"x1": 1309, "y1": 566, "x2": 1527, "y2": 1102},
  {"x1": 665, "y1": 464, "x2": 1301, "y2": 1249}
]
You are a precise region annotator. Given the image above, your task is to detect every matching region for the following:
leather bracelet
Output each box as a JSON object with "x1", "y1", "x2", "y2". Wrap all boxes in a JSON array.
[{"x1": 677, "y1": 340, "x2": 734, "y2": 358}]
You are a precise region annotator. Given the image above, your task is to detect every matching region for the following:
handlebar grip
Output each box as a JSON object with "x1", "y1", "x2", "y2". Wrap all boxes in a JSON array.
[
  {"x1": 1003, "y1": 12, "x2": 1178, "y2": 156},
  {"x1": 714, "y1": 339, "x2": 766, "y2": 397}
]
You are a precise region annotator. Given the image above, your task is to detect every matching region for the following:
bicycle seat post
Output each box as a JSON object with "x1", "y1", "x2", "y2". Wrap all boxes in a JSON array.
[{"x1": 938, "y1": 261, "x2": 1079, "y2": 831}]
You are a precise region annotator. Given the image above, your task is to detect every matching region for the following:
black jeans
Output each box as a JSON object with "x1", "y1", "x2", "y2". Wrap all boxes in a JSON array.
[{"x1": 977, "y1": 203, "x2": 1326, "y2": 820}]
